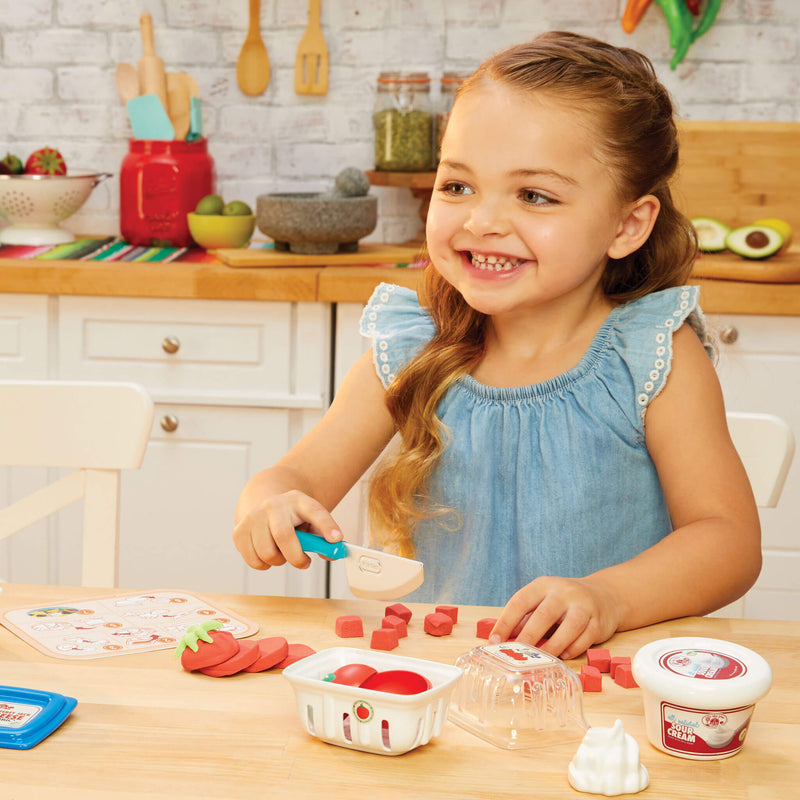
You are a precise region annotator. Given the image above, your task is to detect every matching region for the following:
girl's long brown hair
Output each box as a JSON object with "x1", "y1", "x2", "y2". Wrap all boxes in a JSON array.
[{"x1": 369, "y1": 31, "x2": 698, "y2": 557}]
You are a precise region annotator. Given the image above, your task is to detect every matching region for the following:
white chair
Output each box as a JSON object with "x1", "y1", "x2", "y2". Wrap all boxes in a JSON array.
[
  {"x1": 727, "y1": 411, "x2": 795, "y2": 507},
  {"x1": 711, "y1": 411, "x2": 795, "y2": 618},
  {"x1": 0, "y1": 381, "x2": 154, "y2": 587}
]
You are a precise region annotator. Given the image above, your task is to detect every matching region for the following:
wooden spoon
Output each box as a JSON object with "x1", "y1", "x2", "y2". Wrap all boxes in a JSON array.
[
  {"x1": 115, "y1": 62, "x2": 140, "y2": 104},
  {"x1": 236, "y1": 0, "x2": 270, "y2": 95},
  {"x1": 166, "y1": 73, "x2": 191, "y2": 140}
]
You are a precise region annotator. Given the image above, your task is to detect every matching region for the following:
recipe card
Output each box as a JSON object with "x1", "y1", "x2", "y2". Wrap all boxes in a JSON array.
[{"x1": 1, "y1": 590, "x2": 258, "y2": 660}]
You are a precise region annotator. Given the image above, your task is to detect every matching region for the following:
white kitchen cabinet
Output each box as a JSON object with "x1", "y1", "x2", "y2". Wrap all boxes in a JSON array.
[
  {"x1": 116, "y1": 402, "x2": 326, "y2": 596},
  {"x1": 707, "y1": 313, "x2": 800, "y2": 622},
  {"x1": 56, "y1": 295, "x2": 331, "y2": 595},
  {"x1": 1, "y1": 294, "x2": 332, "y2": 596},
  {"x1": 57, "y1": 296, "x2": 329, "y2": 408},
  {"x1": 0, "y1": 294, "x2": 50, "y2": 380}
]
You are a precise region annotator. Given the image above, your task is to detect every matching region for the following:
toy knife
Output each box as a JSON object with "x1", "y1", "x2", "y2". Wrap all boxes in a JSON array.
[{"x1": 296, "y1": 529, "x2": 424, "y2": 600}]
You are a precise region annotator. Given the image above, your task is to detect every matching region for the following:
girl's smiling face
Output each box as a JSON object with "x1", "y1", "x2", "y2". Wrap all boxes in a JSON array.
[{"x1": 426, "y1": 81, "x2": 633, "y2": 319}]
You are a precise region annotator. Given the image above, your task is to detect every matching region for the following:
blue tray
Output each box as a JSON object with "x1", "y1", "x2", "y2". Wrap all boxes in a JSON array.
[{"x1": 0, "y1": 685, "x2": 77, "y2": 749}]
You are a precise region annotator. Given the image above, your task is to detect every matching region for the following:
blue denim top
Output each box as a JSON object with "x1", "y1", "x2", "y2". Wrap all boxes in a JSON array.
[{"x1": 360, "y1": 282, "x2": 709, "y2": 606}]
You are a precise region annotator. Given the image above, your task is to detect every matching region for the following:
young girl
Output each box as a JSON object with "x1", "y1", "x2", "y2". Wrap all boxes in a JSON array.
[{"x1": 233, "y1": 31, "x2": 760, "y2": 659}]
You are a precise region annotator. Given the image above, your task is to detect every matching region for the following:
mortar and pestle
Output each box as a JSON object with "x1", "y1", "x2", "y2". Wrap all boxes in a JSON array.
[{"x1": 256, "y1": 167, "x2": 378, "y2": 255}]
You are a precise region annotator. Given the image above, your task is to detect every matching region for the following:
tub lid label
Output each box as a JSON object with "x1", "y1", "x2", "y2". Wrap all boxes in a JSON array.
[
  {"x1": 483, "y1": 643, "x2": 557, "y2": 668},
  {"x1": 659, "y1": 648, "x2": 746, "y2": 680},
  {"x1": 0, "y1": 701, "x2": 43, "y2": 730}
]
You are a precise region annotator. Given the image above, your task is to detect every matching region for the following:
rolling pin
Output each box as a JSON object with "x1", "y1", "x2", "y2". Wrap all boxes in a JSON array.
[{"x1": 138, "y1": 12, "x2": 168, "y2": 112}]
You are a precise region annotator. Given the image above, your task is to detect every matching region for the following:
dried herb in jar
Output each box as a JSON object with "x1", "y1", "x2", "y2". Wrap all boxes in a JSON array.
[{"x1": 373, "y1": 72, "x2": 433, "y2": 172}]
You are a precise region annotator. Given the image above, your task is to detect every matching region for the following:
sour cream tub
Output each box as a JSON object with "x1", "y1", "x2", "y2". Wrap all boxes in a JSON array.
[{"x1": 632, "y1": 637, "x2": 772, "y2": 760}]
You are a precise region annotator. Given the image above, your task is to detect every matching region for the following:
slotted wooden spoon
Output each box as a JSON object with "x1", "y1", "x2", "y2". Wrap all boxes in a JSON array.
[
  {"x1": 294, "y1": 0, "x2": 328, "y2": 95},
  {"x1": 236, "y1": 0, "x2": 270, "y2": 95}
]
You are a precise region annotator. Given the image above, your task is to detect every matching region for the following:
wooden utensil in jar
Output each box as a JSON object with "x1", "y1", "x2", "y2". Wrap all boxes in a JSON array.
[
  {"x1": 166, "y1": 73, "x2": 192, "y2": 140},
  {"x1": 115, "y1": 62, "x2": 140, "y2": 105},
  {"x1": 294, "y1": 0, "x2": 328, "y2": 95},
  {"x1": 236, "y1": 0, "x2": 270, "y2": 95},
  {"x1": 138, "y1": 13, "x2": 168, "y2": 112}
]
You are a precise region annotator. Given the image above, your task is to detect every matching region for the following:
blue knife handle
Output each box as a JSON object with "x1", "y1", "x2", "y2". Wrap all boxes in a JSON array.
[{"x1": 295, "y1": 529, "x2": 348, "y2": 560}]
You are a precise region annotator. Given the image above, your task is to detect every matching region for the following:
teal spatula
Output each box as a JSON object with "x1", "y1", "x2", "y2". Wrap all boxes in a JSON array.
[{"x1": 127, "y1": 94, "x2": 175, "y2": 140}]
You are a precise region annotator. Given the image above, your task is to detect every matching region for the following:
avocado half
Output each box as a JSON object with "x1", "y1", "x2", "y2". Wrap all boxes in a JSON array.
[
  {"x1": 691, "y1": 217, "x2": 731, "y2": 252},
  {"x1": 725, "y1": 225, "x2": 784, "y2": 260}
]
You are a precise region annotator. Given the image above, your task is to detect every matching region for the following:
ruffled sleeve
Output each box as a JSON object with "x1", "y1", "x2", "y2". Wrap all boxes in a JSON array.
[
  {"x1": 359, "y1": 282, "x2": 437, "y2": 388},
  {"x1": 609, "y1": 285, "x2": 712, "y2": 421}
]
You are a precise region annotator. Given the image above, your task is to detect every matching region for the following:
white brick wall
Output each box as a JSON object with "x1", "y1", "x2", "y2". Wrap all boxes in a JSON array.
[{"x1": 1, "y1": 0, "x2": 798, "y2": 241}]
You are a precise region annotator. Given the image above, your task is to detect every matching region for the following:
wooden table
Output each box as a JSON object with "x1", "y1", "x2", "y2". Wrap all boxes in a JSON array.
[{"x1": 0, "y1": 584, "x2": 797, "y2": 799}]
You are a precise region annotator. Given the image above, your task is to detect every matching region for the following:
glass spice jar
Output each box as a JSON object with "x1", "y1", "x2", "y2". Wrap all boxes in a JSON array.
[
  {"x1": 373, "y1": 71, "x2": 434, "y2": 172},
  {"x1": 437, "y1": 71, "x2": 471, "y2": 161}
]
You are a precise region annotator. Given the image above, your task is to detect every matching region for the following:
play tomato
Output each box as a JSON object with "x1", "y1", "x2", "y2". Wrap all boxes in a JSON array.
[{"x1": 25, "y1": 147, "x2": 67, "y2": 175}]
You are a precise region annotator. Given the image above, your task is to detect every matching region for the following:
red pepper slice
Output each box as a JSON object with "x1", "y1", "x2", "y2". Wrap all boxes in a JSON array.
[{"x1": 685, "y1": 0, "x2": 701, "y2": 13}]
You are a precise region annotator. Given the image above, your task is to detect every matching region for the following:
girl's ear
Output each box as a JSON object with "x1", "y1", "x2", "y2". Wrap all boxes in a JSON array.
[{"x1": 607, "y1": 194, "x2": 661, "y2": 259}]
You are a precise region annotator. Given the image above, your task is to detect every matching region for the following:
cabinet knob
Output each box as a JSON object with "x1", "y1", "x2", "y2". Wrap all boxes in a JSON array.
[
  {"x1": 719, "y1": 325, "x2": 739, "y2": 345},
  {"x1": 160, "y1": 414, "x2": 179, "y2": 433},
  {"x1": 162, "y1": 336, "x2": 180, "y2": 354}
]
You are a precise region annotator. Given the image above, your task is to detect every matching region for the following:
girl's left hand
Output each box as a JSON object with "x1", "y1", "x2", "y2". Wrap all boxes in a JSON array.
[{"x1": 489, "y1": 576, "x2": 621, "y2": 660}]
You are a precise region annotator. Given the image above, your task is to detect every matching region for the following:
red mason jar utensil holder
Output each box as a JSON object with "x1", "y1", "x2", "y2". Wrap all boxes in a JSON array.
[{"x1": 120, "y1": 138, "x2": 215, "y2": 247}]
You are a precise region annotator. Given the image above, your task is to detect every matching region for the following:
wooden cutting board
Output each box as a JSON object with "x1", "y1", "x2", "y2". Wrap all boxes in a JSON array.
[
  {"x1": 216, "y1": 242, "x2": 421, "y2": 268},
  {"x1": 692, "y1": 247, "x2": 800, "y2": 283}
]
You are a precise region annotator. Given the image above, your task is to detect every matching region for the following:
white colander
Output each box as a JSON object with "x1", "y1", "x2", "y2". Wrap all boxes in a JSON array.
[{"x1": 0, "y1": 171, "x2": 111, "y2": 245}]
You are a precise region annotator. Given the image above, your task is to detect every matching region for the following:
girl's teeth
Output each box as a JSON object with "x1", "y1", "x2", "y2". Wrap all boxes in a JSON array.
[{"x1": 470, "y1": 253, "x2": 522, "y2": 271}]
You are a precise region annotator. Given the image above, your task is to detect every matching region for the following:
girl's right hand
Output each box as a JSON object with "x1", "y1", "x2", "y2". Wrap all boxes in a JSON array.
[{"x1": 232, "y1": 489, "x2": 343, "y2": 571}]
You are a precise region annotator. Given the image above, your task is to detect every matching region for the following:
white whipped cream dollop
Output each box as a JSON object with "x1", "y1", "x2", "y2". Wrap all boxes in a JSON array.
[{"x1": 568, "y1": 719, "x2": 649, "y2": 796}]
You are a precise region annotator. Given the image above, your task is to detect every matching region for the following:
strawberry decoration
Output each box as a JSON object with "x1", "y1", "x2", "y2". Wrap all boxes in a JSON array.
[{"x1": 24, "y1": 147, "x2": 67, "y2": 176}]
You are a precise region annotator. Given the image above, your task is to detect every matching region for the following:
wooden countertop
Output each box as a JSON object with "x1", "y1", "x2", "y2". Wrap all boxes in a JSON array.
[
  {"x1": 0, "y1": 583, "x2": 797, "y2": 799},
  {"x1": 1, "y1": 250, "x2": 799, "y2": 314}
]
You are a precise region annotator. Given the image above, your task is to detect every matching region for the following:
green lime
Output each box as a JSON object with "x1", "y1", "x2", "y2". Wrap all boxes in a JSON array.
[
  {"x1": 195, "y1": 194, "x2": 225, "y2": 215},
  {"x1": 222, "y1": 200, "x2": 253, "y2": 216}
]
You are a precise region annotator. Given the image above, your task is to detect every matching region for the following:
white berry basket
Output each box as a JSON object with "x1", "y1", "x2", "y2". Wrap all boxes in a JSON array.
[
  {"x1": 282, "y1": 647, "x2": 463, "y2": 756},
  {"x1": 0, "y1": 171, "x2": 111, "y2": 245}
]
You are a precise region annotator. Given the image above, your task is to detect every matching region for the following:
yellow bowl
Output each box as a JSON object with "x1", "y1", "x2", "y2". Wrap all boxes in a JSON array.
[{"x1": 186, "y1": 212, "x2": 255, "y2": 249}]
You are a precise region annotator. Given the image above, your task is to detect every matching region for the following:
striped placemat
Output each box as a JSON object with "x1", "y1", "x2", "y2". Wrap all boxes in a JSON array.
[{"x1": 0, "y1": 237, "x2": 217, "y2": 263}]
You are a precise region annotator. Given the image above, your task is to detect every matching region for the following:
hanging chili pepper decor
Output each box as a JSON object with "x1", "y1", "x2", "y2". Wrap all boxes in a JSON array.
[
  {"x1": 621, "y1": 0, "x2": 653, "y2": 33},
  {"x1": 621, "y1": 0, "x2": 723, "y2": 70}
]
